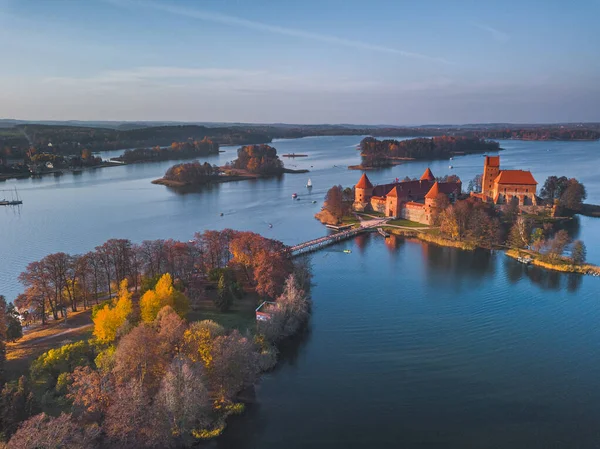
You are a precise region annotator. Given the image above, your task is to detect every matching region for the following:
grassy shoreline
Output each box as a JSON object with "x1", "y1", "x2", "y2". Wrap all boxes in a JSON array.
[{"x1": 505, "y1": 249, "x2": 600, "y2": 275}]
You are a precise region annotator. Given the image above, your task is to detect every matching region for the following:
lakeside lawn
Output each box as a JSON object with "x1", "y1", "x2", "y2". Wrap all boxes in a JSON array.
[{"x1": 386, "y1": 218, "x2": 427, "y2": 228}]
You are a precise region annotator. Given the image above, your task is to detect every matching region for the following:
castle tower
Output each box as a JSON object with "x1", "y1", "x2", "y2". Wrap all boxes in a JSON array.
[
  {"x1": 385, "y1": 186, "x2": 401, "y2": 218},
  {"x1": 353, "y1": 173, "x2": 374, "y2": 211},
  {"x1": 424, "y1": 181, "x2": 441, "y2": 224},
  {"x1": 420, "y1": 167, "x2": 435, "y2": 182},
  {"x1": 482, "y1": 156, "x2": 500, "y2": 200}
]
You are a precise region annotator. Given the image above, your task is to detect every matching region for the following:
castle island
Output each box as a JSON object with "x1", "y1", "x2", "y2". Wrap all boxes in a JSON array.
[{"x1": 353, "y1": 155, "x2": 538, "y2": 225}]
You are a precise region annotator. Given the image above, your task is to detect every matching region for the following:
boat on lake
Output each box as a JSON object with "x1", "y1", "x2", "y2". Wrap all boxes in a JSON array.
[
  {"x1": 0, "y1": 187, "x2": 23, "y2": 206},
  {"x1": 292, "y1": 193, "x2": 298, "y2": 199},
  {"x1": 517, "y1": 256, "x2": 533, "y2": 265},
  {"x1": 307, "y1": 178, "x2": 312, "y2": 188}
]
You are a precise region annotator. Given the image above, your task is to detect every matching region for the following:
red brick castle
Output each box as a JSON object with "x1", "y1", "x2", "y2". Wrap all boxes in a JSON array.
[{"x1": 353, "y1": 168, "x2": 461, "y2": 225}]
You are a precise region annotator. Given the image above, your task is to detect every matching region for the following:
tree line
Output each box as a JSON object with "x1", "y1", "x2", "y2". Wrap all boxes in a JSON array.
[
  {"x1": 15, "y1": 230, "x2": 296, "y2": 325},
  {"x1": 116, "y1": 138, "x2": 219, "y2": 163},
  {"x1": 359, "y1": 136, "x2": 500, "y2": 168}
]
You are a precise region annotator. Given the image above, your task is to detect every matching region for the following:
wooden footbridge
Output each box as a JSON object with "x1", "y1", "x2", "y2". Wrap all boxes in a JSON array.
[{"x1": 288, "y1": 227, "x2": 367, "y2": 257}]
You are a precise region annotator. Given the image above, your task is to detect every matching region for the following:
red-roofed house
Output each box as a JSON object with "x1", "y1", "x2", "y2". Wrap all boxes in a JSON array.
[{"x1": 482, "y1": 156, "x2": 538, "y2": 205}]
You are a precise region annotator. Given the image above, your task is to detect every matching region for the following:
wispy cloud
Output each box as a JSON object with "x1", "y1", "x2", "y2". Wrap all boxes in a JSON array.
[
  {"x1": 38, "y1": 66, "x2": 385, "y2": 94},
  {"x1": 105, "y1": 0, "x2": 450, "y2": 64},
  {"x1": 472, "y1": 22, "x2": 509, "y2": 43}
]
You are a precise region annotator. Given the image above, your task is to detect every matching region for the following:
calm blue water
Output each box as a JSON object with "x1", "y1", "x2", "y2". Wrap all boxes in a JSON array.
[{"x1": 2, "y1": 136, "x2": 600, "y2": 448}]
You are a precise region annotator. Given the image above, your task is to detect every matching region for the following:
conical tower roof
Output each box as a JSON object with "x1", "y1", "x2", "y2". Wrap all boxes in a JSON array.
[
  {"x1": 420, "y1": 168, "x2": 435, "y2": 181},
  {"x1": 387, "y1": 186, "x2": 401, "y2": 198},
  {"x1": 425, "y1": 181, "x2": 441, "y2": 199},
  {"x1": 356, "y1": 173, "x2": 373, "y2": 189}
]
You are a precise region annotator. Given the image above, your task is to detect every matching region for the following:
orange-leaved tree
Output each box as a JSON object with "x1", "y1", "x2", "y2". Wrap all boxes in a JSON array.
[
  {"x1": 93, "y1": 279, "x2": 133, "y2": 343},
  {"x1": 140, "y1": 273, "x2": 189, "y2": 322}
]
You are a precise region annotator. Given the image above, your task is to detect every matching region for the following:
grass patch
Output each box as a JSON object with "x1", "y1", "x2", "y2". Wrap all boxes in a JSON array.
[
  {"x1": 341, "y1": 215, "x2": 360, "y2": 226},
  {"x1": 357, "y1": 211, "x2": 385, "y2": 218},
  {"x1": 187, "y1": 293, "x2": 257, "y2": 334},
  {"x1": 386, "y1": 219, "x2": 426, "y2": 228}
]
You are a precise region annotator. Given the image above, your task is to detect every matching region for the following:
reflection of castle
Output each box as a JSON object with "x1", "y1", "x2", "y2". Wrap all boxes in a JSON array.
[
  {"x1": 353, "y1": 168, "x2": 461, "y2": 225},
  {"x1": 478, "y1": 156, "x2": 538, "y2": 205}
]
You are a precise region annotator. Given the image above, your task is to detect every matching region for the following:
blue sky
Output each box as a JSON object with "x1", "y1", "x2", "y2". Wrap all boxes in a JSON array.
[{"x1": 1, "y1": 0, "x2": 599, "y2": 124}]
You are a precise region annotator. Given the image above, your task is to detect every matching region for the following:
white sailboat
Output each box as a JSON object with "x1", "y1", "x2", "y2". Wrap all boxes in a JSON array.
[{"x1": 306, "y1": 178, "x2": 312, "y2": 188}]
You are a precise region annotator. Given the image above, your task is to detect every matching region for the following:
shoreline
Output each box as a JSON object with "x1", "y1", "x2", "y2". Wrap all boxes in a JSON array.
[
  {"x1": 384, "y1": 227, "x2": 600, "y2": 275},
  {"x1": 505, "y1": 249, "x2": 600, "y2": 275}
]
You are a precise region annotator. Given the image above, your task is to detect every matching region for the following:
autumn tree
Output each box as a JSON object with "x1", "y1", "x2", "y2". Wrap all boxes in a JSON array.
[
  {"x1": 103, "y1": 380, "x2": 170, "y2": 448},
  {"x1": 207, "y1": 330, "x2": 260, "y2": 401},
  {"x1": 559, "y1": 179, "x2": 586, "y2": 212},
  {"x1": 7, "y1": 412, "x2": 100, "y2": 449},
  {"x1": 508, "y1": 216, "x2": 531, "y2": 249},
  {"x1": 157, "y1": 357, "x2": 211, "y2": 442},
  {"x1": 323, "y1": 185, "x2": 344, "y2": 221},
  {"x1": 93, "y1": 280, "x2": 133, "y2": 343},
  {"x1": 467, "y1": 174, "x2": 483, "y2": 193},
  {"x1": 68, "y1": 366, "x2": 112, "y2": 423},
  {"x1": 0, "y1": 376, "x2": 37, "y2": 438},
  {"x1": 547, "y1": 230, "x2": 571, "y2": 260},
  {"x1": 259, "y1": 275, "x2": 311, "y2": 342},
  {"x1": 140, "y1": 273, "x2": 189, "y2": 322},
  {"x1": 571, "y1": 240, "x2": 586, "y2": 264}
]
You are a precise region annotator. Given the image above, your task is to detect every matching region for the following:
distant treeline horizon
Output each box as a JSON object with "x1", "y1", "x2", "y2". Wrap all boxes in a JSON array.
[{"x1": 1, "y1": 122, "x2": 599, "y2": 161}]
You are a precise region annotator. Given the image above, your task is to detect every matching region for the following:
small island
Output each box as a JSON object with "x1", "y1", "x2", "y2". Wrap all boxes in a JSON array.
[
  {"x1": 113, "y1": 138, "x2": 219, "y2": 163},
  {"x1": 351, "y1": 136, "x2": 501, "y2": 170},
  {"x1": 153, "y1": 144, "x2": 307, "y2": 187}
]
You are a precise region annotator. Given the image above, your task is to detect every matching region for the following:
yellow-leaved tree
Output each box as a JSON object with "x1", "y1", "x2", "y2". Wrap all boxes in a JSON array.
[
  {"x1": 140, "y1": 273, "x2": 189, "y2": 322},
  {"x1": 93, "y1": 279, "x2": 132, "y2": 343}
]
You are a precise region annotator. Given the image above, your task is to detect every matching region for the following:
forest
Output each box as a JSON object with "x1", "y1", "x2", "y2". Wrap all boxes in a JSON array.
[
  {"x1": 1, "y1": 231, "x2": 312, "y2": 447},
  {"x1": 115, "y1": 138, "x2": 219, "y2": 163},
  {"x1": 359, "y1": 136, "x2": 500, "y2": 168},
  {"x1": 162, "y1": 161, "x2": 221, "y2": 185},
  {"x1": 228, "y1": 144, "x2": 284, "y2": 175}
]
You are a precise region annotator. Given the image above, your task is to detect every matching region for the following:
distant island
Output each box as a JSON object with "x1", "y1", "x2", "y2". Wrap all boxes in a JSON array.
[
  {"x1": 112, "y1": 138, "x2": 219, "y2": 163},
  {"x1": 153, "y1": 144, "x2": 307, "y2": 187},
  {"x1": 2, "y1": 122, "x2": 599, "y2": 180},
  {"x1": 351, "y1": 136, "x2": 500, "y2": 169}
]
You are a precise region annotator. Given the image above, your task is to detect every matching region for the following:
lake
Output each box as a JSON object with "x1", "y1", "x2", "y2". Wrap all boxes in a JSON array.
[{"x1": 1, "y1": 136, "x2": 600, "y2": 448}]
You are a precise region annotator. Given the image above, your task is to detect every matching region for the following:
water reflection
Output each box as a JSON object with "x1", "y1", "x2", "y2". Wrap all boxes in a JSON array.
[
  {"x1": 502, "y1": 257, "x2": 583, "y2": 292},
  {"x1": 422, "y1": 244, "x2": 496, "y2": 281}
]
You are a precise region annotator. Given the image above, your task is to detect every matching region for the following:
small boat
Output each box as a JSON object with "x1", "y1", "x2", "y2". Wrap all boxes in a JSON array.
[
  {"x1": 343, "y1": 249, "x2": 352, "y2": 254},
  {"x1": 292, "y1": 193, "x2": 297, "y2": 199},
  {"x1": 220, "y1": 212, "x2": 224, "y2": 216},
  {"x1": 449, "y1": 165, "x2": 453, "y2": 169},
  {"x1": 268, "y1": 223, "x2": 273, "y2": 228},
  {"x1": 449, "y1": 157, "x2": 453, "y2": 160},
  {"x1": 312, "y1": 200, "x2": 317, "y2": 204},
  {"x1": 306, "y1": 178, "x2": 312, "y2": 188},
  {"x1": 517, "y1": 256, "x2": 533, "y2": 265}
]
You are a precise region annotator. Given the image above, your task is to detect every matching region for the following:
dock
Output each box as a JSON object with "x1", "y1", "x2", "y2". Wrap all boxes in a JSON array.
[{"x1": 377, "y1": 228, "x2": 390, "y2": 238}]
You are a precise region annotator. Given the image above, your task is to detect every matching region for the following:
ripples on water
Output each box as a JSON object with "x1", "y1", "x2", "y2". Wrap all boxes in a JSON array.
[{"x1": 2, "y1": 136, "x2": 600, "y2": 448}]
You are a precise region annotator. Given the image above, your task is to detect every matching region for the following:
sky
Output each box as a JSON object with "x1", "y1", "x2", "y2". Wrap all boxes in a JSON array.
[{"x1": 0, "y1": 0, "x2": 599, "y2": 125}]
